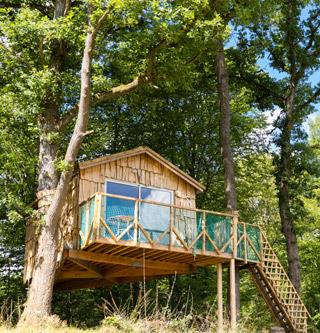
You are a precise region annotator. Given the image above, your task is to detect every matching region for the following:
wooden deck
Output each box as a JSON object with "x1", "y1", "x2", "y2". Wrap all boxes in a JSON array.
[
  {"x1": 53, "y1": 192, "x2": 310, "y2": 333},
  {"x1": 55, "y1": 243, "x2": 232, "y2": 290},
  {"x1": 55, "y1": 192, "x2": 261, "y2": 290}
]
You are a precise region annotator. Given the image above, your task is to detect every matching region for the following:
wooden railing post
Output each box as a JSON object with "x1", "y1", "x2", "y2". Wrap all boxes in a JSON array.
[
  {"x1": 202, "y1": 212, "x2": 206, "y2": 253},
  {"x1": 93, "y1": 194, "x2": 102, "y2": 241},
  {"x1": 84, "y1": 200, "x2": 89, "y2": 245},
  {"x1": 232, "y1": 212, "x2": 238, "y2": 259},
  {"x1": 244, "y1": 223, "x2": 247, "y2": 264},
  {"x1": 169, "y1": 206, "x2": 173, "y2": 250},
  {"x1": 133, "y1": 199, "x2": 139, "y2": 245}
]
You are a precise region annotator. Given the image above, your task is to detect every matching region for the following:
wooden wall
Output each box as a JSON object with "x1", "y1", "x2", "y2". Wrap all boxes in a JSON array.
[
  {"x1": 23, "y1": 174, "x2": 79, "y2": 284},
  {"x1": 24, "y1": 153, "x2": 199, "y2": 284},
  {"x1": 79, "y1": 153, "x2": 197, "y2": 208}
]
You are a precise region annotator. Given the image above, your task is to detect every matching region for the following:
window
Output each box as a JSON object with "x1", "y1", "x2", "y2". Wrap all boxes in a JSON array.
[
  {"x1": 105, "y1": 180, "x2": 172, "y2": 243},
  {"x1": 106, "y1": 181, "x2": 139, "y2": 199},
  {"x1": 105, "y1": 180, "x2": 172, "y2": 204},
  {"x1": 140, "y1": 187, "x2": 171, "y2": 204}
]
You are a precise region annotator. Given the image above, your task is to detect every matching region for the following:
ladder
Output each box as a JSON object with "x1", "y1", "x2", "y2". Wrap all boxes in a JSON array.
[{"x1": 249, "y1": 233, "x2": 310, "y2": 333}]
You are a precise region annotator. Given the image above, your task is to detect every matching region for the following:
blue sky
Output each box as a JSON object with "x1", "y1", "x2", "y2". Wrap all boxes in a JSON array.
[{"x1": 226, "y1": 5, "x2": 320, "y2": 134}]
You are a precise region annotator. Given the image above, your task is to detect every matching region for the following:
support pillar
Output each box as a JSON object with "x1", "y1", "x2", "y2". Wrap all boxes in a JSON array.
[
  {"x1": 217, "y1": 263, "x2": 223, "y2": 333},
  {"x1": 230, "y1": 259, "x2": 236, "y2": 332}
]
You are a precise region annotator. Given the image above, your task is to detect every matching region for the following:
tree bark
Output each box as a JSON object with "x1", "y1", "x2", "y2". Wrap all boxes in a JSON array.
[
  {"x1": 278, "y1": 84, "x2": 301, "y2": 293},
  {"x1": 215, "y1": 40, "x2": 240, "y2": 321},
  {"x1": 277, "y1": 0, "x2": 301, "y2": 293},
  {"x1": 19, "y1": 7, "x2": 100, "y2": 324}
]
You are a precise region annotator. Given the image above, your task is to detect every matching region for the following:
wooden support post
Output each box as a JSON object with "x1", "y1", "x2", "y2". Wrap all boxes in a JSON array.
[
  {"x1": 217, "y1": 263, "x2": 223, "y2": 333},
  {"x1": 93, "y1": 194, "x2": 101, "y2": 241},
  {"x1": 230, "y1": 258, "x2": 236, "y2": 332}
]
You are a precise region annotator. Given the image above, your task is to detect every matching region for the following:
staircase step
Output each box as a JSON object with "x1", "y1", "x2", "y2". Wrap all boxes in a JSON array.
[{"x1": 248, "y1": 233, "x2": 309, "y2": 333}]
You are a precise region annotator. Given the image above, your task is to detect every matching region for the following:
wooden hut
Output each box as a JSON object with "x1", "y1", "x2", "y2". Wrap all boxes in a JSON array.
[{"x1": 23, "y1": 146, "x2": 309, "y2": 333}]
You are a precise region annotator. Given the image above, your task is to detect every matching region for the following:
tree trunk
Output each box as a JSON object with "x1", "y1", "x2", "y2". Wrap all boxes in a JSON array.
[
  {"x1": 19, "y1": 14, "x2": 98, "y2": 324},
  {"x1": 215, "y1": 40, "x2": 240, "y2": 320},
  {"x1": 278, "y1": 85, "x2": 301, "y2": 293}
]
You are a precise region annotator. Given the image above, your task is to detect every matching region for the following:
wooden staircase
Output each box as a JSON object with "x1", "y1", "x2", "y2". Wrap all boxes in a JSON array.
[{"x1": 249, "y1": 233, "x2": 309, "y2": 333}]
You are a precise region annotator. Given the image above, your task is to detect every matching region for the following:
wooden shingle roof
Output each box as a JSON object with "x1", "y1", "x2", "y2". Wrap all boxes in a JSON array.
[{"x1": 79, "y1": 146, "x2": 205, "y2": 192}]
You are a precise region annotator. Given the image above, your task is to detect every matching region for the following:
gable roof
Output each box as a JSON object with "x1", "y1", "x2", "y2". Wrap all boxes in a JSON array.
[{"x1": 79, "y1": 146, "x2": 205, "y2": 192}]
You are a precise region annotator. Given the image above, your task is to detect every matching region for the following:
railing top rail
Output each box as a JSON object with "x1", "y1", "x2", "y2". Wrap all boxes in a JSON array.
[
  {"x1": 238, "y1": 221, "x2": 261, "y2": 228},
  {"x1": 80, "y1": 191, "x2": 237, "y2": 218}
]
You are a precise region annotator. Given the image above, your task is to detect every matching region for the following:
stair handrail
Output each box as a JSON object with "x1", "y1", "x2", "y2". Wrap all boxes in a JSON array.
[{"x1": 260, "y1": 231, "x2": 311, "y2": 319}]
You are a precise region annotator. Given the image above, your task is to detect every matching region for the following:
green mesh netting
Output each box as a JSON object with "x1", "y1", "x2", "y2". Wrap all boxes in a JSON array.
[
  {"x1": 246, "y1": 225, "x2": 261, "y2": 261},
  {"x1": 79, "y1": 204, "x2": 86, "y2": 247},
  {"x1": 79, "y1": 197, "x2": 95, "y2": 246},
  {"x1": 205, "y1": 214, "x2": 232, "y2": 253},
  {"x1": 237, "y1": 223, "x2": 245, "y2": 259},
  {"x1": 172, "y1": 208, "x2": 201, "y2": 248},
  {"x1": 237, "y1": 224, "x2": 261, "y2": 262}
]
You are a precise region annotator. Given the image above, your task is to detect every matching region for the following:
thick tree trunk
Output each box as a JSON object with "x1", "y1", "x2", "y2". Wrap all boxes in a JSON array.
[
  {"x1": 19, "y1": 13, "x2": 98, "y2": 324},
  {"x1": 215, "y1": 40, "x2": 240, "y2": 320},
  {"x1": 38, "y1": 105, "x2": 59, "y2": 193},
  {"x1": 278, "y1": 86, "x2": 301, "y2": 293}
]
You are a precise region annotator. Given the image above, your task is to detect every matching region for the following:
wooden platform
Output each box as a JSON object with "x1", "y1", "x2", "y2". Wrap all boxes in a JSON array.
[
  {"x1": 55, "y1": 241, "x2": 233, "y2": 290},
  {"x1": 55, "y1": 192, "x2": 263, "y2": 290}
]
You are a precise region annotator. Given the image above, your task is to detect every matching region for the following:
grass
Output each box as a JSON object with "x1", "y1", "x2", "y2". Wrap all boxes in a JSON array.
[
  {"x1": 0, "y1": 318, "x2": 270, "y2": 333},
  {"x1": 0, "y1": 280, "x2": 271, "y2": 333}
]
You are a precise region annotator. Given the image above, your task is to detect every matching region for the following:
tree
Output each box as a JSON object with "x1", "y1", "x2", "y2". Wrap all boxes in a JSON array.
[
  {"x1": 236, "y1": 0, "x2": 320, "y2": 292},
  {"x1": 0, "y1": 0, "x2": 226, "y2": 323}
]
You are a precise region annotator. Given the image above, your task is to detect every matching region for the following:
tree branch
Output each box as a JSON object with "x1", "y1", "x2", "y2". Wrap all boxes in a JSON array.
[
  {"x1": 58, "y1": 3, "x2": 204, "y2": 129},
  {"x1": 92, "y1": 40, "x2": 166, "y2": 104},
  {"x1": 58, "y1": 104, "x2": 79, "y2": 131},
  {"x1": 299, "y1": 86, "x2": 320, "y2": 109}
]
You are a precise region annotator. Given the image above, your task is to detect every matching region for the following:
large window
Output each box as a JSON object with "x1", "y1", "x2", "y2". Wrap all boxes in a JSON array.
[{"x1": 105, "y1": 180, "x2": 172, "y2": 242}]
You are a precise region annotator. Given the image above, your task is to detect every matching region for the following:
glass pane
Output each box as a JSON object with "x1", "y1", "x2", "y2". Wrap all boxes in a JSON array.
[
  {"x1": 141, "y1": 187, "x2": 171, "y2": 204},
  {"x1": 107, "y1": 181, "x2": 139, "y2": 198},
  {"x1": 205, "y1": 214, "x2": 232, "y2": 253},
  {"x1": 104, "y1": 197, "x2": 135, "y2": 241},
  {"x1": 173, "y1": 207, "x2": 199, "y2": 247},
  {"x1": 139, "y1": 202, "x2": 170, "y2": 245}
]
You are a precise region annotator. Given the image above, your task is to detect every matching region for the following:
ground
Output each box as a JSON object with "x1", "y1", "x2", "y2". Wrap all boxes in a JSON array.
[{"x1": 0, "y1": 315, "x2": 270, "y2": 333}]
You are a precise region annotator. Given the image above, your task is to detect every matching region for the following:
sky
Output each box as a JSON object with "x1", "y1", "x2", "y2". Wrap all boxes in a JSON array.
[
  {"x1": 226, "y1": 4, "x2": 320, "y2": 135},
  {"x1": 257, "y1": 55, "x2": 320, "y2": 133}
]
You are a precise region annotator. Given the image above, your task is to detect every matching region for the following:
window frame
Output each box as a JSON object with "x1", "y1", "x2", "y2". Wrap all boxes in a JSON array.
[{"x1": 105, "y1": 178, "x2": 173, "y2": 204}]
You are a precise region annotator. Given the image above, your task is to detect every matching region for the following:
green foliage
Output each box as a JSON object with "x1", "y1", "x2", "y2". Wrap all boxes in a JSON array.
[{"x1": 0, "y1": 0, "x2": 319, "y2": 331}]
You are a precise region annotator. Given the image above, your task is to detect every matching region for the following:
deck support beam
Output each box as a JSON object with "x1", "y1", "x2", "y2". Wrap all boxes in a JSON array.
[
  {"x1": 217, "y1": 263, "x2": 223, "y2": 333},
  {"x1": 66, "y1": 249, "x2": 195, "y2": 273},
  {"x1": 230, "y1": 259, "x2": 236, "y2": 332},
  {"x1": 68, "y1": 258, "x2": 103, "y2": 277}
]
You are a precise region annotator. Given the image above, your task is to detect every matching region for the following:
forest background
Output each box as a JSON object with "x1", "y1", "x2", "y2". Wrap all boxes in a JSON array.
[{"x1": 0, "y1": 0, "x2": 320, "y2": 331}]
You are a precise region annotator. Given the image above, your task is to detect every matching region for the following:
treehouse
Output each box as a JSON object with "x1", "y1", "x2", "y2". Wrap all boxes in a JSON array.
[{"x1": 24, "y1": 147, "x2": 309, "y2": 333}]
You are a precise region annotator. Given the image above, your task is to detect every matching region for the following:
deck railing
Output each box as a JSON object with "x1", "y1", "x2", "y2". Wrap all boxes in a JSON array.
[{"x1": 78, "y1": 192, "x2": 261, "y2": 263}]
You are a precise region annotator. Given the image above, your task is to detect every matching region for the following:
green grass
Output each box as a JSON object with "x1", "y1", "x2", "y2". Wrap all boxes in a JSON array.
[{"x1": 0, "y1": 316, "x2": 270, "y2": 333}]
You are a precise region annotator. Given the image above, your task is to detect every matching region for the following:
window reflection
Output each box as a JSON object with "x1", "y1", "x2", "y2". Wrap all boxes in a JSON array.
[
  {"x1": 106, "y1": 181, "x2": 139, "y2": 198},
  {"x1": 141, "y1": 187, "x2": 171, "y2": 204}
]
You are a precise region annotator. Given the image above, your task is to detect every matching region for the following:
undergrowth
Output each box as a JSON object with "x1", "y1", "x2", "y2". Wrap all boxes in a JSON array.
[{"x1": 0, "y1": 277, "x2": 270, "y2": 332}]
